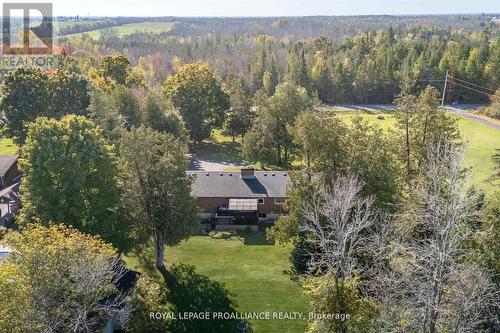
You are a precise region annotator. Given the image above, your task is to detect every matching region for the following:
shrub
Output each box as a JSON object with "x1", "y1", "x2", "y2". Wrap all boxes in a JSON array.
[
  {"x1": 0, "y1": 227, "x2": 7, "y2": 240},
  {"x1": 478, "y1": 89, "x2": 500, "y2": 119},
  {"x1": 208, "y1": 231, "x2": 236, "y2": 239}
]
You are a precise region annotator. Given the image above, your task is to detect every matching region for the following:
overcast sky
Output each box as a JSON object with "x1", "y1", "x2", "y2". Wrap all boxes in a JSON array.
[{"x1": 10, "y1": 0, "x2": 500, "y2": 17}]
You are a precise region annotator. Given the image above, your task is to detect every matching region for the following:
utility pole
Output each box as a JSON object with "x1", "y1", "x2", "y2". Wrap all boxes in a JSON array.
[{"x1": 441, "y1": 69, "x2": 448, "y2": 107}]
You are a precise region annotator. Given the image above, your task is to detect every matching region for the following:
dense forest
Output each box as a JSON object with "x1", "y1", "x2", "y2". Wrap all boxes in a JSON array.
[{"x1": 59, "y1": 15, "x2": 500, "y2": 104}]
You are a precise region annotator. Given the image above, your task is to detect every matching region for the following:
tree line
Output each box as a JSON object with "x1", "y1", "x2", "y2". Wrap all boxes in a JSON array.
[{"x1": 61, "y1": 23, "x2": 499, "y2": 104}]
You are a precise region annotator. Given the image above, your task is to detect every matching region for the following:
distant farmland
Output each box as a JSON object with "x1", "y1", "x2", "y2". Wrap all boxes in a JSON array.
[{"x1": 61, "y1": 21, "x2": 176, "y2": 38}]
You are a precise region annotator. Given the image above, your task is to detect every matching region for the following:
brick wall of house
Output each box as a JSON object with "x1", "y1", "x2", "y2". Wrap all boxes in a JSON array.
[
  {"x1": 258, "y1": 198, "x2": 285, "y2": 215},
  {"x1": 196, "y1": 197, "x2": 230, "y2": 213}
]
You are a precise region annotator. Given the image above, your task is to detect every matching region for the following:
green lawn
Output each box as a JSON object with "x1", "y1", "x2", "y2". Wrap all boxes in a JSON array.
[
  {"x1": 192, "y1": 129, "x2": 243, "y2": 165},
  {"x1": 336, "y1": 111, "x2": 500, "y2": 193},
  {"x1": 0, "y1": 138, "x2": 18, "y2": 155},
  {"x1": 125, "y1": 233, "x2": 309, "y2": 333},
  {"x1": 457, "y1": 116, "x2": 500, "y2": 190}
]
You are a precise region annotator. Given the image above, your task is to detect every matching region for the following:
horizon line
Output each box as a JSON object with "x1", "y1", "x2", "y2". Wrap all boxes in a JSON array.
[{"x1": 54, "y1": 13, "x2": 500, "y2": 18}]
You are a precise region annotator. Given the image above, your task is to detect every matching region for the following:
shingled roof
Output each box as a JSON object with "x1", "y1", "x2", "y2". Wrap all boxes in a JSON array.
[
  {"x1": 188, "y1": 171, "x2": 289, "y2": 198},
  {"x1": 0, "y1": 155, "x2": 18, "y2": 177}
]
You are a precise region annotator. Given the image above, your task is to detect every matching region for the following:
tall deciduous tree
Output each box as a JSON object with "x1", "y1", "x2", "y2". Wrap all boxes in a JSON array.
[
  {"x1": 300, "y1": 174, "x2": 381, "y2": 333},
  {"x1": 163, "y1": 62, "x2": 230, "y2": 143},
  {"x1": 139, "y1": 91, "x2": 187, "y2": 140},
  {"x1": 0, "y1": 67, "x2": 91, "y2": 145},
  {"x1": 1, "y1": 67, "x2": 49, "y2": 144},
  {"x1": 119, "y1": 126, "x2": 198, "y2": 280},
  {"x1": 48, "y1": 70, "x2": 91, "y2": 118},
  {"x1": 390, "y1": 142, "x2": 499, "y2": 333},
  {"x1": 243, "y1": 82, "x2": 313, "y2": 166},
  {"x1": 19, "y1": 115, "x2": 126, "y2": 247},
  {"x1": 113, "y1": 86, "x2": 142, "y2": 129},
  {"x1": 292, "y1": 113, "x2": 399, "y2": 207}
]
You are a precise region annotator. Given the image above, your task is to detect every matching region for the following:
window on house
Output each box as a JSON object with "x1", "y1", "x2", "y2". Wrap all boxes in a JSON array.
[
  {"x1": 274, "y1": 198, "x2": 286, "y2": 205},
  {"x1": 258, "y1": 213, "x2": 267, "y2": 218},
  {"x1": 258, "y1": 198, "x2": 264, "y2": 204}
]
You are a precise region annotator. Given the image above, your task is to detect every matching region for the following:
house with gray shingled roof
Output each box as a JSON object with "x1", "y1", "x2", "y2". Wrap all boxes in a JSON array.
[{"x1": 188, "y1": 167, "x2": 290, "y2": 226}]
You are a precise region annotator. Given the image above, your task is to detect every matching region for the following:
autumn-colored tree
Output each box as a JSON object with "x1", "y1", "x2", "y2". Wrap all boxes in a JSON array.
[
  {"x1": 311, "y1": 51, "x2": 334, "y2": 103},
  {"x1": 0, "y1": 224, "x2": 130, "y2": 333}
]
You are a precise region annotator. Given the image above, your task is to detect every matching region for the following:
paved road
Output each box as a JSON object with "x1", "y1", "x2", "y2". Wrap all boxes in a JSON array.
[
  {"x1": 324, "y1": 104, "x2": 499, "y2": 131},
  {"x1": 444, "y1": 106, "x2": 500, "y2": 131}
]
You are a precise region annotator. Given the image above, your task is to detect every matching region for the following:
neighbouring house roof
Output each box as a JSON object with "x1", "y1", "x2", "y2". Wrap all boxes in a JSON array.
[
  {"x1": 0, "y1": 244, "x2": 12, "y2": 261},
  {"x1": 188, "y1": 171, "x2": 290, "y2": 198},
  {"x1": 0, "y1": 182, "x2": 20, "y2": 202},
  {"x1": 0, "y1": 155, "x2": 18, "y2": 178}
]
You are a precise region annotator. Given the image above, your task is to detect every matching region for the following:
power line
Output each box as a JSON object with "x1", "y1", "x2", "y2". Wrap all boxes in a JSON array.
[
  {"x1": 416, "y1": 78, "x2": 444, "y2": 83},
  {"x1": 446, "y1": 79, "x2": 494, "y2": 97},
  {"x1": 451, "y1": 77, "x2": 495, "y2": 93}
]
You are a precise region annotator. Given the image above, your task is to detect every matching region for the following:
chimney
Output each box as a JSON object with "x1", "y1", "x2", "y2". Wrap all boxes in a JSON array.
[{"x1": 240, "y1": 166, "x2": 255, "y2": 179}]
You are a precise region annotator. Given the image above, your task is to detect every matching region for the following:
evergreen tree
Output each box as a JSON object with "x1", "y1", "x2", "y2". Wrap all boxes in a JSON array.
[{"x1": 285, "y1": 45, "x2": 312, "y2": 94}]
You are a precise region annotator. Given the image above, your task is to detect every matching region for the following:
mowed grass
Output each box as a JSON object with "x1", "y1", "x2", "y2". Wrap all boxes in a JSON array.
[
  {"x1": 0, "y1": 138, "x2": 18, "y2": 155},
  {"x1": 64, "y1": 22, "x2": 175, "y2": 39},
  {"x1": 457, "y1": 117, "x2": 500, "y2": 190},
  {"x1": 192, "y1": 129, "x2": 243, "y2": 166},
  {"x1": 336, "y1": 111, "x2": 500, "y2": 193},
  {"x1": 124, "y1": 233, "x2": 309, "y2": 333}
]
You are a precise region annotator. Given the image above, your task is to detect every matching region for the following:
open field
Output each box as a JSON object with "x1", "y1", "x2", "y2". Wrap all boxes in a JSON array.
[
  {"x1": 334, "y1": 111, "x2": 500, "y2": 193},
  {"x1": 64, "y1": 22, "x2": 175, "y2": 39},
  {"x1": 124, "y1": 232, "x2": 309, "y2": 333}
]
